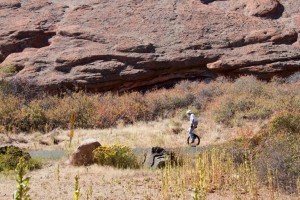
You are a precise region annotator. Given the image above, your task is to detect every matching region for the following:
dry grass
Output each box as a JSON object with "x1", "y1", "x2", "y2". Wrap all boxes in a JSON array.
[
  {"x1": 0, "y1": 152, "x2": 298, "y2": 200},
  {"x1": 0, "y1": 162, "x2": 165, "y2": 200},
  {"x1": 0, "y1": 75, "x2": 299, "y2": 199},
  {"x1": 0, "y1": 115, "x2": 245, "y2": 151}
]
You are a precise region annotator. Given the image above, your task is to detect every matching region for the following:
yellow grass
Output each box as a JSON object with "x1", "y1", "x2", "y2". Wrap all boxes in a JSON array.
[
  {"x1": 0, "y1": 115, "x2": 262, "y2": 151},
  {"x1": 0, "y1": 152, "x2": 298, "y2": 200}
]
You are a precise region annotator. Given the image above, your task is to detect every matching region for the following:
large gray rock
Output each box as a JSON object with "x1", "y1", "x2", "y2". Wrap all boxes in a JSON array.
[
  {"x1": 67, "y1": 138, "x2": 101, "y2": 166},
  {"x1": 143, "y1": 147, "x2": 174, "y2": 168}
]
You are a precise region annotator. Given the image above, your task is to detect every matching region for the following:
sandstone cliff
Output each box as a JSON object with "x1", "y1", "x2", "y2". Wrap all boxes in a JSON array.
[{"x1": 1, "y1": 0, "x2": 300, "y2": 92}]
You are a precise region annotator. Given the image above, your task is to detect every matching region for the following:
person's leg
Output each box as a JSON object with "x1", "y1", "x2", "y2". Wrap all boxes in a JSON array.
[{"x1": 188, "y1": 127, "x2": 195, "y2": 143}]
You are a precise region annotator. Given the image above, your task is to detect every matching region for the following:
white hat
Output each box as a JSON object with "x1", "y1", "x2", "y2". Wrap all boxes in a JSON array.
[{"x1": 186, "y1": 110, "x2": 192, "y2": 114}]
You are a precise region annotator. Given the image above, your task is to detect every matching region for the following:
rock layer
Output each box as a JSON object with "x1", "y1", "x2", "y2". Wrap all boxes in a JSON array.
[{"x1": 1, "y1": 0, "x2": 300, "y2": 92}]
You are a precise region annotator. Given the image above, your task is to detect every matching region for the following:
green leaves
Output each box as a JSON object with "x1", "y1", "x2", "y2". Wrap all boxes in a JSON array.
[
  {"x1": 13, "y1": 157, "x2": 31, "y2": 200},
  {"x1": 93, "y1": 144, "x2": 139, "y2": 169},
  {"x1": 73, "y1": 175, "x2": 80, "y2": 200}
]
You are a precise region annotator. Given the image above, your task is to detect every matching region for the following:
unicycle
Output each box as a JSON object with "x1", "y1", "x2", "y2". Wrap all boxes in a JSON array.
[{"x1": 187, "y1": 134, "x2": 200, "y2": 146}]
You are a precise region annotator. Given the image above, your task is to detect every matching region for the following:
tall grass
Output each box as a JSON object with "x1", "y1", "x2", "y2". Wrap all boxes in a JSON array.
[{"x1": 158, "y1": 148, "x2": 262, "y2": 199}]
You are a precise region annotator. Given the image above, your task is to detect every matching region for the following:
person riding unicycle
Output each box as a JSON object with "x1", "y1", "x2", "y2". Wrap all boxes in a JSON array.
[{"x1": 186, "y1": 110, "x2": 198, "y2": 143}]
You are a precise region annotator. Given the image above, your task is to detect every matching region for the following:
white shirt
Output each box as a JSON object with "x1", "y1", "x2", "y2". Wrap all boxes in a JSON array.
[{"x1": 190, "y1": 114, "x2": 197, "y2": 124}]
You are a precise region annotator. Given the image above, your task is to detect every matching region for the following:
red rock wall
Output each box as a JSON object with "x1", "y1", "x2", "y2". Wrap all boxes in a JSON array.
[{"x1": 0, "y1": 0, "x2": 299, "y2": 92}]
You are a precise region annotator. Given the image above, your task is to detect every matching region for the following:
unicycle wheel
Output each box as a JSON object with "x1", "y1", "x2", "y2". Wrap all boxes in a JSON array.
[{"x1": 187, "y1": 134, "x2": 200, "y2": 146}]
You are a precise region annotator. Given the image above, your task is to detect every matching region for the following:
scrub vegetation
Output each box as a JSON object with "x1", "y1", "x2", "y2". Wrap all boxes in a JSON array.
[
  {"x1": 0, "y1": 76, "x2": 299, "y2": 133},
  {"x1": 0, "y1": 75, "x2": 299, "y2": 199}
]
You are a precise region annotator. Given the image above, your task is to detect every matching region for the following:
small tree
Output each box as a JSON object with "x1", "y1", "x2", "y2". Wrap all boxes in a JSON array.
[{"x1": 13, "y1": 157, "x2": 31, "y2": 200}]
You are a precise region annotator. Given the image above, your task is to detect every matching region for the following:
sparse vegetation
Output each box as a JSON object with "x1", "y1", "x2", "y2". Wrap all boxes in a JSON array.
[
  {"x1": 0, "y1": 75, "x2": 299, "y2": 199},
  {"x1": 0, "y1": 75, "x2": 299, "y2": 133},
  {"x1": 69, "y1": 113, "x2": 76, "y2": 147},
  {"x1": 0, "y1": 64, "x2": 17, "y2": 77},
  {"x1": 253, "y1": 112, "x2": 300, "y2": 193}
]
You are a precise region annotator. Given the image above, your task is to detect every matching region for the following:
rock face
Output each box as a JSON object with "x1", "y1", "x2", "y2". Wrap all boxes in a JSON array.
[
  {"x1": 1, "y1": 0, "x2": 300, "y2": 92},
  {"x1": 143, "y1": 147, "x2": 174, "y2": 168},
  {"x1": 67, "y1": 138, "x2": 101, "y2": 166}
]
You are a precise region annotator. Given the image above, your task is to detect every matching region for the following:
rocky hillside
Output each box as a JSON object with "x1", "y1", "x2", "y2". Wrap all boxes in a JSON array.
[{"x1": 1, "y1": 0, "x2": 300, "y2": 92}]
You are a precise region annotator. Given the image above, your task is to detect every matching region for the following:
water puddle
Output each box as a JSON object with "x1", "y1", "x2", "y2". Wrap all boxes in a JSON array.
[{"x1": 29, "y1": 150, "x2": 65, "y2": 159}]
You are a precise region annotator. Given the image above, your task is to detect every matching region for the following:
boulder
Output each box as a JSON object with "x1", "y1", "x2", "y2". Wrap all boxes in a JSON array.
[
  {"x1": 67, "y1": 138, "x2": 101, "y2": 166},
  {"x1": 0, "y1": 0, "x2": 300, "y2": 93},
  {"x1": 143, "y1": 147, "x2": 174, "y2": 168}
]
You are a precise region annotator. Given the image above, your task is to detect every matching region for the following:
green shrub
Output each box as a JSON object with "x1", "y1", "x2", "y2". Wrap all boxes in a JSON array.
[
  {"x1": 0, "y1": 147, "x2": 41, "y2": 172},
  {"x1": 73, "y1": 175, "x2": 80, "y2": 200},
  {"x1": 0, "y1": 64, "x2": 17, "y2": 76},
  {"x1": 0, "y1": 76, "x2": 298, "y2": 132},
  {"x1": 93, "y1": 144, "x2": 139, "y2": 169},
  {"x1": 17, "y1": 103, "x2": 47, "y2": 132},
  {"x1": 13, "y1": 157, "x2": 31, "y2": 200},
  {"x1": 245, "y1": 104, "x2": 273, "y2": 120},
  {"x1": 214, "y1": 98, "x2": 236, "y2": 125},
  {"x1": 214, "y1": 93, "x2": 275, "y2": 126},
  {"x1": 269, "y1": 112, "x2": 300, "y2": 135}
]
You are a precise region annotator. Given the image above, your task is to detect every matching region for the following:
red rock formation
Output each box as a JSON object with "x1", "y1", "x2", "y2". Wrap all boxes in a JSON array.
[
  {"x1": 0, "y1": 0, "x2": 300, "y2": 92},
  {"x1": 67, "y1": 138, "x2": 101, "y2": 166}
]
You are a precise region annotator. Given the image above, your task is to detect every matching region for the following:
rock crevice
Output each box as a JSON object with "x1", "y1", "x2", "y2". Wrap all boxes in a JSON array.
[{"x1": 0, "y1": 30, "x2": 56, "y2": 63}]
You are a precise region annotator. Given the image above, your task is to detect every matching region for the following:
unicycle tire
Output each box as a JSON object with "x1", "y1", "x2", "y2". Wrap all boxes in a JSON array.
[{"x1": 187, "y1": 134, "x2": 200, "y2": 146}]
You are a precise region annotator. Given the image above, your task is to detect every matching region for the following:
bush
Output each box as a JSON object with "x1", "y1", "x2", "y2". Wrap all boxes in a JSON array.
[
  {"x1": 17, "y1": 103, "x2": 47, "y2": 132},
  {"x1": 214, "y1": 98, "x2": 236, "y2": 125},
  {"x1": 254, "y1": 135, "x2": 300, "y2": 193},
  {"x1": 231, "y1": 76, "x2": 265, "y2": 97},
  {"x1": 0, "y1": 64, "x2": 17, "y2": 76},
  {"x1": 245, "y1": 104, "x2": 273, "y2": 120},
  {"x1": 0, "y1": 146, "x2": 41, "y2": 172},
  {"x1": 213, "y1": 96, "x2": 257, "y2": 126},
  {"x1": 45, "y1": 92, "x2": 98, "y2": 130},
  {"x1": 250, "y1": 113, "x2": 300, "y2": 193},
  {"x1": 93, "y1": 144, "x2": 139, "y2": 169},
  {"x1": 0, "y1": 76, "x2": 298, "y2": 132},
  {"x1": 193, "y1": 83, "x2": 224, "y2": 110},
  {"x1": 269, "y1": 112, "x2": 300, "y2": 135}
]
